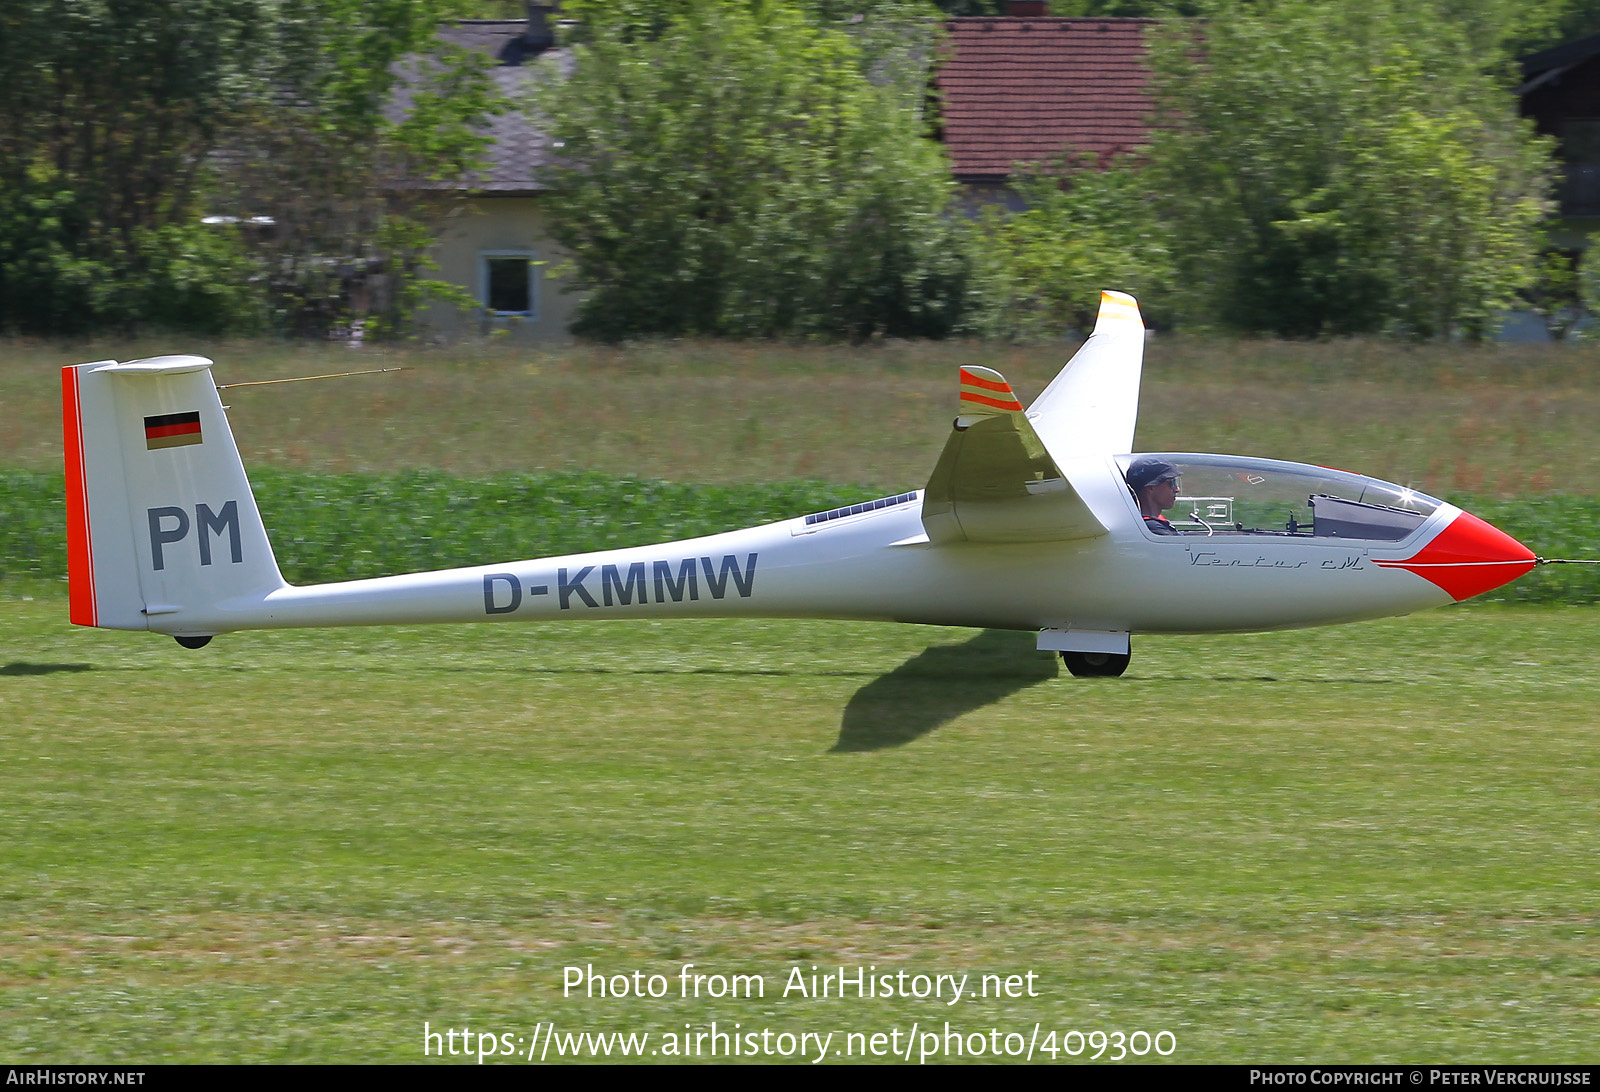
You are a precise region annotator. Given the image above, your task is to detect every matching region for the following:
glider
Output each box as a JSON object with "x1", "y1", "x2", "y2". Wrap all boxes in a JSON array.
[{"x1": 60, "y1": 291, "x2": 1537, "y2": 676}]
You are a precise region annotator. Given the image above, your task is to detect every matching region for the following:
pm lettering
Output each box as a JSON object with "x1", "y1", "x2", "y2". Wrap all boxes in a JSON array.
[
  {"x1": 148, "y1": 502, "x2": 242, "y2": 570},
  {"x1": 196, "y1": 501, "x2": 241, "y2": 566}
]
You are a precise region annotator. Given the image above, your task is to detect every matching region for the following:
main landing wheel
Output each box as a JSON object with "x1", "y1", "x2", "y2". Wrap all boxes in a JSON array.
[{"x1": 1060, "y1": 650, "x2": 1130, "y2": 678}]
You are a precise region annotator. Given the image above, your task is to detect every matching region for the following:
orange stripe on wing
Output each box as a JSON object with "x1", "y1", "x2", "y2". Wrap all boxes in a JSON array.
[
  {"x1": 960, "y1": 390, "x2": 1024, "y2": 412},
  {"x1": 61, "y1": 366, "x2": 97, "y2": 627}
]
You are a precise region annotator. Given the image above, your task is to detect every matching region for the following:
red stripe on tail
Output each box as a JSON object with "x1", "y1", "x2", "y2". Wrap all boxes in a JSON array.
[{"x1": 61, "y1": 367, "x2": 97, "y2": 627}]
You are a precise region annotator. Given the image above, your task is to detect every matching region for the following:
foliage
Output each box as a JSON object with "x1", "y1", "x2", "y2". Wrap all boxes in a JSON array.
[
  {"x1": 537, "y1": 0, "x2": 980, "y2": 340},
  {"x1": 558, "y1": 0, "x2": 950, "y2": 109},
  {"x1": 1532, "y1": 244, "x2": 1600, "y2": 343},
  {"x1": 559, "y1": 0, "x2": 1197, "y2": 16},
  {"x1": 918, "y1": 1, "x2": 1201, "y2": 13},
  {"x1": 201, "y1": 0, "x2": 503, "y2": 338},
  {"x1": 0, "y1": 171, "x2": 265, "y2": 336},
  {"x1": 0, "y1": 1, "x2": 267, "y2": 334},
  {"x1": 974, "y1": 154, "x2": 1173, "y2": 335},
  {"x1": 0, "y1": 0, "x2": 498, "y2": 338},
  {"x1": 1436, "y1": 0, "x2": 1600, "y2": 58},
  {"x1": 1146, "y1": 0, "x2": 1552, "y2": 338},
  {"x1": 1524, "y1": 249, "x2": 1585, "y2": 340}
]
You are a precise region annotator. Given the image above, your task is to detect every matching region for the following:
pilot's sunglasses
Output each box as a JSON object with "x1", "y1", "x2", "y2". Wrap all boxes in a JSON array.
[{"x1": 1157, "y1": 476, "x2": 1181, "y2": 487}]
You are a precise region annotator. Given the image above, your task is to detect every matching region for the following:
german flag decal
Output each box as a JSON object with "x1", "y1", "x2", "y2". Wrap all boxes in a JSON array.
[{"x1": 145, "y1": 411, "x2": 202, "y2": 450}]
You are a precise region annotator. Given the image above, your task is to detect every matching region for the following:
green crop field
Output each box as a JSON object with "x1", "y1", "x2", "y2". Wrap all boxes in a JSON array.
[{"x1": 2, "y1": 335, "x2": 1598, "y2": 1063}]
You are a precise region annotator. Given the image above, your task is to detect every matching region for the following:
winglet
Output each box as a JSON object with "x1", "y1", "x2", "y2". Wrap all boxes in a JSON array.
[
  {"x1": 1095, "y1": 290, "x2": 1141, "y2": 327},
  {"x1": 959, "y1": 366, "x2": 1025, "y2": 416},
  {"x1": 1025, "y1": 289, "x2": 1146, "y2": 458}
]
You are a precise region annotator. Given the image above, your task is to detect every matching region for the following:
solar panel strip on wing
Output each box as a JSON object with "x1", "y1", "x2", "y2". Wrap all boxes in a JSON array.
[{"x1": 804, "y1": 492, "x2": 921, "y2": 527}]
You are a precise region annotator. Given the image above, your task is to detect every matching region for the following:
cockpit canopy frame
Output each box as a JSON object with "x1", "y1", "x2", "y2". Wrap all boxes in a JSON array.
[{"x1": 1116, "y1": 453, "x2": 1444, "y2": 542}]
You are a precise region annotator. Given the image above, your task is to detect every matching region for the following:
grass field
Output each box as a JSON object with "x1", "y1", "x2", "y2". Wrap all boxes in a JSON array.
[
  {"x1": 6, "y1": 336, "x2": 1600, "y2": 497},
  {"x1": 3, "y1": 598, "x2": 1598, "y2": 1063}
]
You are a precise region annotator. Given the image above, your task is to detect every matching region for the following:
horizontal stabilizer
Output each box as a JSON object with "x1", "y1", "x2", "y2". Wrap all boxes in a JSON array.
[{"x1": 922, "y1": 366, "x2": 1107, "y2": 544}]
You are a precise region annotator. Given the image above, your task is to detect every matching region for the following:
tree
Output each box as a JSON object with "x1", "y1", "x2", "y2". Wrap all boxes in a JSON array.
[
  {"x1": 536, "y1": 0, "x2": 979, "y2": 340},
  {"x1": 212, "y1": 0, "x2": 501, "y2": 337},
  {"x1": 1433, "y1": 0, "x2": 1600, "y2": 60},
  {"x1": 975, "y1": 154, "x2": 1173, "y2": 335},
  {"x1": 0, "y1": 1, "x2": 266, "y2": 334},
  {"x1": 0, "y1": 0, "x2": 498, "y2": 337},
  {"x1": 1146, "y1": 0, "x2": 1552, "y2": 338}
]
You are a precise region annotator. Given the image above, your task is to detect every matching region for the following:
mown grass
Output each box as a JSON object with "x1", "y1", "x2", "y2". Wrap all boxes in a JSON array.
[
  {"x1": 4, "y1": 469, "x2": 1596, "y2": 602},
  {"x1": 6, "y1": 335, "x2": 1600, "y2": 497},
  {"x1": 3, "y1": 601, "x2": 1598, "y2": 1062}
]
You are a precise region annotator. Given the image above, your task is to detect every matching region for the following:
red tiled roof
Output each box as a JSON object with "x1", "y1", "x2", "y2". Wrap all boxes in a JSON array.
[{"x1": 938, "y1": 17, "x2": 1157, "y2": 182}]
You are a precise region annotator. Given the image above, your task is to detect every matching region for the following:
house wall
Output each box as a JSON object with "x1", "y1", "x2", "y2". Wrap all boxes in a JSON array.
[
  {"x1": 1523, "y1": 53, "x2": 1600, "y2": 223},
  {"x1": 421, "y1": 194, "x2": 583, "y2": 343}
]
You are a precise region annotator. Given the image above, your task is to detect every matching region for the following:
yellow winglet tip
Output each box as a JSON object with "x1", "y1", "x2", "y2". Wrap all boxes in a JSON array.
[{"x1": 1096, "y1": 290, "x2": 1142, "y2": 326}]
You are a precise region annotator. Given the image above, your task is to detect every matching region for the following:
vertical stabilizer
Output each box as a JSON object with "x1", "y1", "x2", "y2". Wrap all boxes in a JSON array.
[
  {"x1": 62, "y1": 356, "x2": 285, "y2": 633},
  {"x1": 1025, "y1": 290, "x2": 1146, "y2": 458}
]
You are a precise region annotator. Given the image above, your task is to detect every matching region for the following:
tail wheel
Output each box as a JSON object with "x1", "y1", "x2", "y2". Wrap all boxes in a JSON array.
[{"x1": 1060, "y1": 650, "x2": 1129, "y2": 677}]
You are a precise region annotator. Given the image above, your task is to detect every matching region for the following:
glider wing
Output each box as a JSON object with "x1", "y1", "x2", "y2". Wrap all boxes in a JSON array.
[{"x1": 1026, "y1": 290, "x2": 1146, "y2": 459}]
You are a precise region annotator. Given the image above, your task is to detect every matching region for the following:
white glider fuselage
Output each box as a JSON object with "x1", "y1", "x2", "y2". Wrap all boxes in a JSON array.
[
  {"x1": 61, "y1": 292, "x2": 1536, "y2": 663},
  {"x1": 171, "y1": 459, "x2": 1453, "y2": 637}
]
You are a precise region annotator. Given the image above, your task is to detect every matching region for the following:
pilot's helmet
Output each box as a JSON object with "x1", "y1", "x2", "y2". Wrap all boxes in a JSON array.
[{"x1": 1126, "y1": 457, "x2": 1180, "y2": 491}]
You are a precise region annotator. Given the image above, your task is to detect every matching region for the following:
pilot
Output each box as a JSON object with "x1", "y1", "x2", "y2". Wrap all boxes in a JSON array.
[{"x1": 1126, "y1": 457, "x2": 1183, "y2": 535}]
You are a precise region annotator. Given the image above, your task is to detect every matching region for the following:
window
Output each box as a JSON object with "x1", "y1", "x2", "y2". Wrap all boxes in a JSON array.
[
  {"x1": 1116, "y1": 453, "x2": 1443, "y2": 542},
  {"x1": 481, "y1": 252, "x2": 536, "y2": 318},
  {"x1": 1561, "y1": 119, "x2": 1600, "y2": 165}
]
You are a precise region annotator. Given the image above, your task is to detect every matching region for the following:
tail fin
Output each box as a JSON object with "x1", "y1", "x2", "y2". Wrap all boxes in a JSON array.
[
  {"x1": 1025, "y1": 289, "x2": 1146, "y2": 458},
  {"x1": 62, "y1": 356, "x2": 285, "y2": 635}
]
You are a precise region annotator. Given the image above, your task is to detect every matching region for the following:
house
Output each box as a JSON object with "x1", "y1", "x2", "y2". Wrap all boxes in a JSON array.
[
  {"x1": 937, "y1": 6, "x2": 1156, "y2": 208},
  {"x1": 1520, "y1": 32, "x2": 1600, "y2": 236},
  {"x1": 416, "y1": 10, "x2": 580, "y2": 343},
  {"x1": 1513, "y1": 32, "x2": 1600, "y2": 338}
]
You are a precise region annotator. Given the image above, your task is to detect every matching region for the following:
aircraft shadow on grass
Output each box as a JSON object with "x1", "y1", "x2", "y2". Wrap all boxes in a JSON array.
[
  {"x1": 1, "y1": 662, "x2": 93, "y2": 676},
  {"x1": 833, "y1": 629, "x2": 1057, "y2": 753}
]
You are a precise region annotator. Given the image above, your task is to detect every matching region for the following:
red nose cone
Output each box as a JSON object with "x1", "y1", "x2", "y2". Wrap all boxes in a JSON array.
[{"x1": 1375, "y1": 511, "x2": 1536, "y2": 601}]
